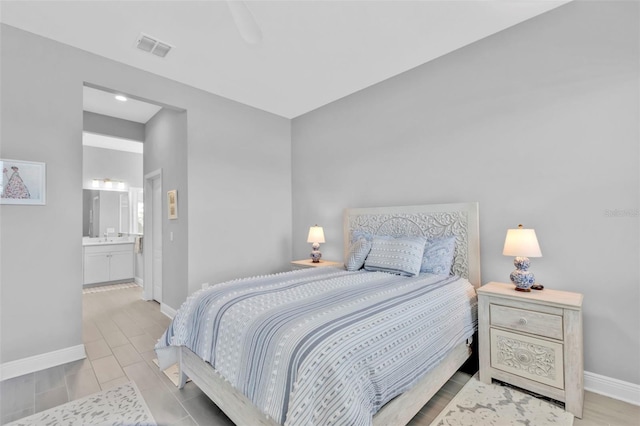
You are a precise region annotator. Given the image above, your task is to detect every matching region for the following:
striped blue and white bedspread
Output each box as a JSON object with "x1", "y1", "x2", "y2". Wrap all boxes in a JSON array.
[{"x1": 155, "y1": 268, "x2": 477, "y2": 426}]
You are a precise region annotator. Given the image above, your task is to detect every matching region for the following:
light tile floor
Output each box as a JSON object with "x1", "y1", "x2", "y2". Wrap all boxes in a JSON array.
[
  {"x1": 1, "y1": 284, "x2": 638, "y2": 425},
  {"x1": 0, "y1": 284, "x2": 232, "y2": 426}
]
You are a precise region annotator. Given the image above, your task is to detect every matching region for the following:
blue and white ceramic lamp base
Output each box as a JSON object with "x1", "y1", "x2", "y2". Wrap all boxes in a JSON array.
[
  {"x1": 310, "y1": 242, "x2": 322, "y2": 263},
  {"x1": 510, "y1": 256, "x2": 542, "y2": 291}
]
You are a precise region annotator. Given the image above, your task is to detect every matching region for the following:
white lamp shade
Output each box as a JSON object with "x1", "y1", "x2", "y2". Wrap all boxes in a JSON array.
[
  {"x1": 503, "y1": 227, "x2": 542, "y2": 257},
  {"x1": 307, "y1": 226, "x2": 325, "y2": 244}
]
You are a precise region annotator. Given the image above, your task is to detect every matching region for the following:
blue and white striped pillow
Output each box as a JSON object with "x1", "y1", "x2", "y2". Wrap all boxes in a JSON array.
[{"x1": 364, "y1": 236, "x2": 427, "y2": 277}]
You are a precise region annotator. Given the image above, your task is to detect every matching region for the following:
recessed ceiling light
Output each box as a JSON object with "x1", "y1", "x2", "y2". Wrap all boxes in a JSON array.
[{"x1": 115, "y1": 95, "x2": 128, "y2": 102}]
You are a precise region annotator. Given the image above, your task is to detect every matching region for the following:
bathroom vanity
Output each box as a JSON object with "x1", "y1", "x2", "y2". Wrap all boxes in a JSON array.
[{"x1": 83, "y1": 238, "x2": 135, "y2": 286}]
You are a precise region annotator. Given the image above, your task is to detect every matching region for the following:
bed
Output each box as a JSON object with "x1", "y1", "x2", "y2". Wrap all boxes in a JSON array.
[{"x1": 156, "y1": 202, "x2": 480, "y2": 426}]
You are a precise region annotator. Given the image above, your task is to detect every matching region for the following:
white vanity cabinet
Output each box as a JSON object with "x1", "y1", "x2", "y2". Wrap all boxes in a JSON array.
[{"x1": 83, "y1": 243, "x2": 134, "y2": 285}]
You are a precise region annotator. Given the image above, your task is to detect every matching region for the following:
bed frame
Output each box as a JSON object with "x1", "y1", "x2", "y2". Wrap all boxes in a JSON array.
[{"x1": 177, "y1": 202, "x2": 481, "y2": 426}]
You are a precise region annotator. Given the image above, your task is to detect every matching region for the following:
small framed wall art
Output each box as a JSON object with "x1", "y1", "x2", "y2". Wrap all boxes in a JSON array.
[
  {"x1": 167, "y1": 189, "x2": 178, "y2": 220},
  {"x1": 1, "y1": 159, "x2": 46, "y2": 205}
]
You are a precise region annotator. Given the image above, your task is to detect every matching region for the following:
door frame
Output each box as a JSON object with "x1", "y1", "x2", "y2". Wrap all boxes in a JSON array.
[{"x1": 143, "y1": 168, "x2": 162, "y2": 301}]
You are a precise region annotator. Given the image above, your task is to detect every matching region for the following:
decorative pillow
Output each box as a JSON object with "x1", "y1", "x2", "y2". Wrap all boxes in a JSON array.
[
  {"x1": 421, "y1": 236, "x2": 456, "y2": 275},
  {"x1": 346, "y1": 237, "x2": 372, "y2": 271},
  {"x1": 364, "y1": 236, "x2": 426, "y2": 277},
  {"x1": 350, "y1": 230, "x2": 373, "y2": 243}
]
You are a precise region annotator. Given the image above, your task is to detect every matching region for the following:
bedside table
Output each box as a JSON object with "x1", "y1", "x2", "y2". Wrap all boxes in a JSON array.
[
  {"x1": 477, "y1": 282, "x2": 584, "y2": 418},
  {"x1": 291, "y1": 259, "x2": 344, "y2": 270}
]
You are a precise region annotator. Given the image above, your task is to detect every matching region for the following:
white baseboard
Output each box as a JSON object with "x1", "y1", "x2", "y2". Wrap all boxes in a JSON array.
[
  {"x1": 161, "y1": 303, "x2": 177, "y2": 319},
  {"x1": 584, "y1": 370, "x2": 640, "y2": 406},
  {"x1": 134, "y1": 277, "x2": 144, "y2": 287},
  {"x1": 0, "y1": 344, "x2": 86, "y2": 381}
]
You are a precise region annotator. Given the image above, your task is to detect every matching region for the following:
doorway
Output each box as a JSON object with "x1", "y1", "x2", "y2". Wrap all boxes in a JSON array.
[{"x1": 82, "y1": 83, "x2": 188, "y2": 318}]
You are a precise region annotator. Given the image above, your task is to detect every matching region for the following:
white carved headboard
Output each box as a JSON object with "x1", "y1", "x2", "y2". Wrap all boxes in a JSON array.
[{"x1": 343, "y1": 202, "x2": 481, "y2": 288}]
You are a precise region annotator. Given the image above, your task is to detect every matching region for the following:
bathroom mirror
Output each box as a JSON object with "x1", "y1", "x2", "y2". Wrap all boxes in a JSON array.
[{"x1": 83, "y1": 188, "x2": 143, "y2": 237}]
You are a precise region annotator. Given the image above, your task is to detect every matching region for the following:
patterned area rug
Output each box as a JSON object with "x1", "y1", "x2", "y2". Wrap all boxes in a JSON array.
[
  {"x1": 6, "y1": 382, "x2": 156, "y2": 426},
  {"x1": 430, "y1": 375, "x2": 574, "y2": 426}
]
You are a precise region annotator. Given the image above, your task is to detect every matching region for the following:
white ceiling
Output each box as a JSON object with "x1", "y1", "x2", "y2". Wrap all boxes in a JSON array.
[
  {"x1": 83, "y1": 86, "x2": 163, "y2": 123},
  {"x1": 0, "y1": 0, "x2": 570, "y2": 119}
]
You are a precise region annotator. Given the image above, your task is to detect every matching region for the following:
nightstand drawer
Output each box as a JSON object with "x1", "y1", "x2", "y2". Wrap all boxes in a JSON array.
[
  {"x1": 490, "y1": 328, "x2": 564, "y2": 389},
  {"x1": 491, "y1": 304, "x2": 563, "y2": 340}
]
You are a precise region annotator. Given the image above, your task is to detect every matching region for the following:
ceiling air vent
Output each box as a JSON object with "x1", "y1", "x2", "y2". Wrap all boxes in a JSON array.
[{"x1": 135, "y1": 33, "x2": 173, "y2": 58}]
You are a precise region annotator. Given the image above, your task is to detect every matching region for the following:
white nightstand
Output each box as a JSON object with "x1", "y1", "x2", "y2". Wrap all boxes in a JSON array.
[
  {"x1": 477, "y1": 282, "x2": 584, "y2": 418},
  {"x1": 291, "y1": 259, "x2": 344, "y2": 270}
]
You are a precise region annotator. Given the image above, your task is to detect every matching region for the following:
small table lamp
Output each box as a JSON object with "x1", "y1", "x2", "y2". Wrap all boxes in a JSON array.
[
  {"x1": 307, "y1": 225, "x2": 325, "y2": 263},
  {"x1": 503, "y1": 224, "x2": 543, "y2": 292}
]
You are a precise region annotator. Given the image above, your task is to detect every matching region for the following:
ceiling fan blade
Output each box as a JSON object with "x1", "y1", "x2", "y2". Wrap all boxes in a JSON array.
[{"x1": 226, "y1": 0, "x2": 263, "y2": 45}]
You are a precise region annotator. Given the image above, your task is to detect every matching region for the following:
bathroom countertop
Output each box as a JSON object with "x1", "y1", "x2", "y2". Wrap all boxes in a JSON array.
[{"x1": 82, "y1": 238, "x2": 136, "y2": 246}]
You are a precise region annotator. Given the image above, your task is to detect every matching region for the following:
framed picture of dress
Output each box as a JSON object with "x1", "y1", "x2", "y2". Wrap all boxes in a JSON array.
[{"x1": 0, "y1": 159, "x2": 46, "y2": 205}]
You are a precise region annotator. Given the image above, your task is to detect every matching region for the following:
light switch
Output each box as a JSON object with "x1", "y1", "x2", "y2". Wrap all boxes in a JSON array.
[{"x1": 170, "y1": 231, "x2": 174, "y2": 241}]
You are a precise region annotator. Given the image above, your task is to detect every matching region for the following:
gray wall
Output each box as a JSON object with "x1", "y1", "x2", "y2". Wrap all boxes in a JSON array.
[
  {"x1": 187, "y1": 99, "x2": 292, "y2": 293},
  {"x1": 145, "y1": 108, "x2": 189, "y2": 310},
  {"x1": 83, "y1": 111, "x2": 145, "y2": 142},
  {"x1": 0, "y1": 24, "x2": 291, "y2": 364},
  {"x1": 1, "y1": 26, "x2": 84, "y2": 362},
  {"x1": 291, "y1": 1, "x2": 639, "y2": 385},
  {"x1": 82, "y1": 146, "x2": 143, "y2": 190}
]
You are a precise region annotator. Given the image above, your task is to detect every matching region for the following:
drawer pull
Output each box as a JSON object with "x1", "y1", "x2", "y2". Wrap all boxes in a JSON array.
[{"x1": 519, "y1": 318, "x2": 528, "y2": 326}]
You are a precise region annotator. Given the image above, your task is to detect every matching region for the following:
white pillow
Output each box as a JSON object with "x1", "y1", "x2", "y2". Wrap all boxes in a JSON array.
[
  {"x1": 421, "y1": 236, "x2": 456, "y2": 275},
  {"x1": 346, "y1": 238, "x2": 372, "y2": 271}
]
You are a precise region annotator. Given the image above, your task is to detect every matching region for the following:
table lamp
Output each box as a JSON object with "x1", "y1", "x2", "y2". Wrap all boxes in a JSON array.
[
  {"x1": 503, "y1": 224, "x2": 543, "y2": 291},
  {"x1": 307, "y1": 225, "x2": 325, "y2": 263}
]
